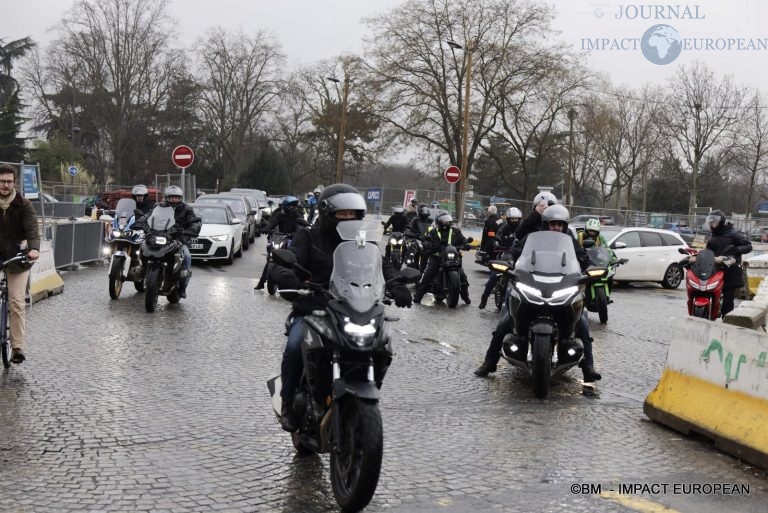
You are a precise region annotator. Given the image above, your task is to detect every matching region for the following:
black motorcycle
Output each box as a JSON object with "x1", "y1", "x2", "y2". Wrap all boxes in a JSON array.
[
  {"x1": 385, "y1": 230, "x2": 405, "y2": 270},
  {"x1": 140, "y1": 206, "x2": 186, "y2": 313},
  {"x1": 488, "y1": 249, "x2": 515, "y2": 311},
  {"x1": 493, "y1": 231, "x2": 606, "y2": 398},
  {"x1": 402, "y1": 233, "x2": 424, "y2": 270},
  {"x1": 429, "y1": 238, "x2": 473, "y2": 308},
  {"x1": 267, "y1": 220, "x2": 419, "y2": 513}
]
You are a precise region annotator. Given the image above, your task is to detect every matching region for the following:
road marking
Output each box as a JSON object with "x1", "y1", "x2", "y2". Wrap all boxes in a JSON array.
[{"x1": 600, "y1": 491, "x2": 682, "y2": 513}]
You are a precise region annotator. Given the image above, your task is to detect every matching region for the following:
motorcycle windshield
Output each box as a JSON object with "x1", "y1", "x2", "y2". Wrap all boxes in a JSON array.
[
  {"x1": 335, "y1": 219, "x2": 379, "y2": 242},
  {"x1": 330, "y1": 241, "x2": 385, "y2": 313},
  {"x1": 516, "y1": 231, "x2": 581, "y2": 275},
  {"x1": 692, "y1": 249, "x2": 716, "y2": 279},
  {"x1": 587, "y1": 244, "x2": 611, "y2": 267},
  {"x1": 114, "y1": 198, "x2": 137, "y2": 228},
  {"x1": 147, "y1": 206, "x2": 176, "y2": 231}
]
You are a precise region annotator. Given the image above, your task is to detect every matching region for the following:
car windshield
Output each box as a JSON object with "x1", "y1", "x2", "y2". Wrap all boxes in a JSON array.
[
  {"x1": 196, "y1": 207, "x2": 228, "y2": 224},
  {"x1": 516, "y1": 231, "x2": 581, "y2": 275},
  {"x1": 198, "y1": 197, "x2": 245, "y2": 214}
]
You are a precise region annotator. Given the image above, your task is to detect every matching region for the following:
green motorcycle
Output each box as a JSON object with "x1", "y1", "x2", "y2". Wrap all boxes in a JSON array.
[{"x1": 583, "y1": 241, "x2": 627, "y2": 324}]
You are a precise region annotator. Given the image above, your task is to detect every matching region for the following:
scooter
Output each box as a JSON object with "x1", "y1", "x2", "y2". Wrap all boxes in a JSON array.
[
  {"x1": 492, "y1": 231, "x2": 607, "y2": 398},
  {"x1": 582, "y1": 239, "x2": 627, "y2": 324},
  {"x1": 267, "y1": 220, "x2": 420, "y2": 513},
  {"x1": 101, "y1": 198, "x2": 145, "y2": 299},
  {"x1": 680, "y1": 247, "x2": 735, "y2": 320}
]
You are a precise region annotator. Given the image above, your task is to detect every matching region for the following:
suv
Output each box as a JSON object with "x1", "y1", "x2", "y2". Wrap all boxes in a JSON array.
[{"x1": 194, "y1": 194, "x2": 255, "y2": 250}]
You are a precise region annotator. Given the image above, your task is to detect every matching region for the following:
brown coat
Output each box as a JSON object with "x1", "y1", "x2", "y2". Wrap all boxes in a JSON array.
[{"x1": 0, "y1": 194, "x2": 41, "y2": 273}]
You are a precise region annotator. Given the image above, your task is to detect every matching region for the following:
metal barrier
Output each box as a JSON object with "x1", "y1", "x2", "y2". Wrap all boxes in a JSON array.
[
  {"x1": 52, "y1": 220, "x2": 105, "y2": 268},
  {"x1": 31, "y1": 201, "x2": 86, "y2": 219}
]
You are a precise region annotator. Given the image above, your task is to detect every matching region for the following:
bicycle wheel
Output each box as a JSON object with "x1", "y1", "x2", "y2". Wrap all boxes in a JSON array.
[{"x1": 1, "y1": 296, "x2": 10, "y2": 368}]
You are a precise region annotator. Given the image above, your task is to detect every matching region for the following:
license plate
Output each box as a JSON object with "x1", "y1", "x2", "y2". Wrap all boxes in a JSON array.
[{"x1": 190, "y1": 244, "x2": 203, "y2": 250}]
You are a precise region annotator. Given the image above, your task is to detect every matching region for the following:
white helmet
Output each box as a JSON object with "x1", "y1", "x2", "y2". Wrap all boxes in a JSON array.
[
  {"x1": 132, "y1": 184, "x2": 148, "y2": 196},
  {"x1": 532, "y1": 191, "x2": 558, "y2": 209},
  {"x1": 506, "y1": 207, "x2": 522, "y2": 220}
]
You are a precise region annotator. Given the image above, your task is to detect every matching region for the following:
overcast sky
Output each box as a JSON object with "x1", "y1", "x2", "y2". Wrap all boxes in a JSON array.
[{"x1": 2, "y1": 0, "x2": 767, "y2": 93}]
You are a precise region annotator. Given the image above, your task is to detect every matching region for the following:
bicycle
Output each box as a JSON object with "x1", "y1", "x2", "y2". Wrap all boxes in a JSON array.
[{"x1": 2, "y1": 253, "x2": 29, "y2": 368}]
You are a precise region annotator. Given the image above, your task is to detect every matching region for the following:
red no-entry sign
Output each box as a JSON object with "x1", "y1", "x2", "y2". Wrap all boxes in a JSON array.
[
  {"x1": 445, "y1": 165, "x2": 461, "y2": 184},
  {"x1": 172, "y1": 145, "x2": 195, "y2": 169}
]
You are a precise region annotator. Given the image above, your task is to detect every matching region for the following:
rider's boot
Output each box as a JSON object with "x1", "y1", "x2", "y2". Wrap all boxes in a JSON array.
[{"x1": 178, "y1": 270, "x2": 190, "y2": 299}]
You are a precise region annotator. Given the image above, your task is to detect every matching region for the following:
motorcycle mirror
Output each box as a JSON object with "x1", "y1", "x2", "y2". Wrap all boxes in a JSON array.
[
  {"x1": 466, "y1": 237, "x2": 474, "y2": 244},
  {"x1": 582, "y1": 238, "x2": 596, "y2": 248},
  {"x1": 677, "y1": 247, "x2": 689, "y2": 255}
]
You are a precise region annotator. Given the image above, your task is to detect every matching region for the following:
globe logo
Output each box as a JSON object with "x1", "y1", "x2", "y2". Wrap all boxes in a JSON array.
[
  {"x1": 594, "y1": 8, "x2": 605, "y2": 18},
  {"x1": 641, "y1": 24, "x2": 682, "y2": 65}
]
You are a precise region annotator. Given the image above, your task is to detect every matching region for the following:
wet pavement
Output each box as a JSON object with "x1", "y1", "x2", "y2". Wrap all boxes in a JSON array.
[{"x1": 1, "y1": 234, "x2": 767, "y2": 512}]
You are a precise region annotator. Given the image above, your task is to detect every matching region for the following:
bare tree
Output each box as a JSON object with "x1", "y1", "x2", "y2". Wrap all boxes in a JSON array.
[
  {"x1": 661, "y1": 60, "x2": 745, "y2": 216},
  {"x1": 364, "y1": 0, "x2": 557, "y2": 195},
  {"x1": 729, "y1": 90, "x2": 768, "y2": 215},
  {"x1": 195, "y1": 28, "x2": 283, "y2": 188}
]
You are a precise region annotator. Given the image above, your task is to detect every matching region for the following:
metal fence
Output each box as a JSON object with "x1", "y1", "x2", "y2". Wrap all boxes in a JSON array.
[{"x1": 51, "y1": 220, "x2": 105, "y2": 269}]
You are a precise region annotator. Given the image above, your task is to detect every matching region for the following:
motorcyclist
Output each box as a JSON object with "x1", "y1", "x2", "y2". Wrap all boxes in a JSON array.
[
  {"x1": 478, "y1": 207, "x2": 522, "y2": 309},
  {"x1": 406, "y1": 198, "x2": 419, "y2": 221},
  {"x1": 131, "y1": 184, "x2": 154, "y2": 217},
  {"x1": 480, "y1": 205, "x2": 503, "y2": 255},
  {"x1": 474, "y1": 205, "x2": 602, "y2": 382},
  {"x1": 255, "y1": 196, "x2": 303, "y2": 290},
  {"x1": 270, "y1": 184, "x2": 413, "y2": 432},
  {"x1": 382, "y1": 206, "x2": 409, "y2": 260},
  {"x1": 134, "y1": 185, "x2": 201, "y2": 298},
  {"x1": 704, "y1": 210, "x2": 752, "y2": 316},
  {"x1": 412, "y1": 212, "x2": 471, "y2": 305},
  {"x1": 578, "y1": 218, "x2": 611, "y2": 250},
  {"x1": 406, "y1": 205, "x2": 433, "y2": 272}
]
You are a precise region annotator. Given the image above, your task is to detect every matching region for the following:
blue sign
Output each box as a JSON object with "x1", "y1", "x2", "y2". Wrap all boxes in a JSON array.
[
  {"x1": 366, "y1": 188, "x2": 382, "y2": 202},
  {"x1": 68, "y1": 165, "x2": 78, "y2": 177},
  {"x1": 758, "y1": 202, "x2": 768, "y2": 214},
  {"x1": 490, "y1": 196, "x2": 507, "y2": 204},
  {"x1": 22, "y1": 164, "x2": 39, "y2": 197}
]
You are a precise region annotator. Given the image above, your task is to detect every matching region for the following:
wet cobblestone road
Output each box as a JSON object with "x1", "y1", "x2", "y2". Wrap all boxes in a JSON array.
[{"x1": 1, "y1": 235, "x2": 766, "y2": 512}]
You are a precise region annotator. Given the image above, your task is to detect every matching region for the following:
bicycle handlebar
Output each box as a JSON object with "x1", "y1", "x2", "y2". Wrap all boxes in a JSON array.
[{"x1": 1, "y1": 253, "x2": 29, "y2": 270}]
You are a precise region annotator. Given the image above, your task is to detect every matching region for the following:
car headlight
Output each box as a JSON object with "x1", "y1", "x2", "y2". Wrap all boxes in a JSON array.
[{"x1": 210, "y1": 234, "x2": 229, "y2": 242}]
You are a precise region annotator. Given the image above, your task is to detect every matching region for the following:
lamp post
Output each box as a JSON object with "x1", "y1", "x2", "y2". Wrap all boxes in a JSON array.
[
  {"x1": 69, "y1": 93, "x2": 80, "y2": 187},
  {"x1": 327, "y1": 74, "x2": 350, "y2": 184},
  {"x1": 447, "y1": 40, "x2": 473, "y2": 226},
  {"x1": 567, "y1": 107, "x2": 577, "y2": 207}
]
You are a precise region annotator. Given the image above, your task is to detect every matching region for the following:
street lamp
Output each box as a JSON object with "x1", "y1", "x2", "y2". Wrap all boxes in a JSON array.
[
  {"x1": 446, "y1": 40, "x2": 473, "y2": 226},
  {"x1": 326, "y1": 74, "x2": 350, "y2": 184},
  {"x1": 567, "y1": 107, "x2": 577, "y2": 207}
]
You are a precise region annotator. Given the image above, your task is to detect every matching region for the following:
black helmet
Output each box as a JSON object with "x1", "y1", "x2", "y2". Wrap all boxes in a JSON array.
[
  {"x1": 317, "y1": 183, "x2": 367, "y2": 229},
  {"x1": 707, "y1": 210, "x2": 726, "y2": 234},
  {"x1": 435, "y1": 212, "x2": 453, "y2": 230},
  {"x1": 541, "y1": 204, "x2": 570, "y2": 233},
  {"x1": 418, "y1": 205, "x2": 431, "y2": 222}
]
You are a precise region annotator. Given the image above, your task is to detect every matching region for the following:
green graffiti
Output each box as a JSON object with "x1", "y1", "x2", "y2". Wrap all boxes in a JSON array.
[
  {"x1": 701, "y1": 339, "x2": 724, "y2": 362},
  {"x1": 733, "y1": 354, "x2": 748, "y2": 381},
  {"x1": 758, "y1": 352, "x2": 767, "y2": 368}
]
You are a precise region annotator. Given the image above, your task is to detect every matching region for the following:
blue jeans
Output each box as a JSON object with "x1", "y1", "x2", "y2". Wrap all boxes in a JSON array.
[
  {"x1": 280, "y1": 316, "x2": 305, "y2": 401},
  {"x1": 180, "y1": 244, "x2": 191, "y2": 270}
]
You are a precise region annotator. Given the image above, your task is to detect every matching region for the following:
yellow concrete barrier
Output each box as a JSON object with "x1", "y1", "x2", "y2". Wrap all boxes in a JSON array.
[
  {"x1": 29, "y1": 240, "x2": 64, "y2": 303},
  {"x1": 644, "y1": 317, "x2": 768, "y2": 469}
]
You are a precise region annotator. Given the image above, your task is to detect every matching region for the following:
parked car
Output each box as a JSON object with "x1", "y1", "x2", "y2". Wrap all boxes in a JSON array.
[
  {"x1": 229, "y1": 188, "x2": 271, "y2": 228},
  {"x1": 220, "y1": 192, "x2": 261, "y2": 241},
  {"x1": 748, "y1": 226, "x2": 768, "y2": 243},
  {"x1": 659, "y1": 222, "x2": 695, "y2": 244},
  {"x1": 189, "y1": 204, "x2": 244, "y2": 265},
  {"x1": 570, "y1": 214, "x2": 616, "y2": 226},
  {"x1": 600, "y1": 226, "x2": 690, "y2": 289},
  {"x1": 194, "y1": 194, "x2": 253, "y2": 251}
]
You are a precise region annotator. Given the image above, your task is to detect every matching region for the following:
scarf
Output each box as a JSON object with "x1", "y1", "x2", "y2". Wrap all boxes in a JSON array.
[{"x1": 0, "y1": 189, "x2": 16, "y2": 211}]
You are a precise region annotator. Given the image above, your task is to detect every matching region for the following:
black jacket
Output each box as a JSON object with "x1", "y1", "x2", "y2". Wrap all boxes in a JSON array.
[
  {"x1": 407, "y1": 217, "x2": 432, "y2": 238},
  {"x1": 495, "y1": 222, "x2": 518, "y2": 250},
  {"x1": 135, "y1": 198, "x2": 155, "y2": 216},
  {"x1": 706, "y1": 222, "x2": 752, "y2": 288},
  {"x1": 515, "y1": 210, "x2": 543, "y2": 241},
  {"x1": 383, "y1": 213, "x2": 408, "y2": 233},
  {"x1": 424, "y1": 225, "x2": 469, "y2": 255},
  {"x1": 135, "y1": 202, "x2": 201, "y2": 244},
  {"x1": 270, "y1": 224, "x2": 401, "y2": 315},
  {"x1": 267, "y1": 208, "x2": 301, "y2": 235},
  {"x1": 481, "y1": 214, "x2": 503, "y2": 250}
]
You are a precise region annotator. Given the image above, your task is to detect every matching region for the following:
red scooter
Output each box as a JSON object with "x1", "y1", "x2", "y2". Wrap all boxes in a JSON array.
[{"x1": 680, "y1": 247, "x2": 736, "y2": 320}]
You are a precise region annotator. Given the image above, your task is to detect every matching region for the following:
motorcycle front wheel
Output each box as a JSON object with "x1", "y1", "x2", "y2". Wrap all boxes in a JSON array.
[
  {"x1": 493, "y1": 276, "x2": 507, "y2": 310},
  {"x1": 693, "y1": 304, "x2": 708, "y2": 319},
  {"x1": 144, "y1": 266, "x2": 161, "y2": 312},
  {"x1": 390, "y1": 250, "x2": 402, "y2": 270},
  {"x1": 330, "y1": 397, "x2": 383, "y2": 513},
  {"x1": 108, "y1": 257, "x2": 125, "y2": 300},
  {"x1": 446, "y1": 271, "x2": 460, "y2": 308},
  {"x1": 531, "y1": 333, "x2": 551, "y2": 399},
  {"x1": 595, "y1": 286, "x2": 609, "y2": 324}
]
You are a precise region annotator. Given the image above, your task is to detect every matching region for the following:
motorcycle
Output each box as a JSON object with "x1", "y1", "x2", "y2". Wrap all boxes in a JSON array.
[
  {"x1": 429, "y1": 237, "x2": 473, "y2": 308},
  {"x1": 493, "y1": 231, "x2": 607, "y2": 398},
  {"x1": 101, "y1": 198, "x2": 145, "y2": 299},
  {"x1": 487, "y1": 249, "x2": 515, "y2": 311},
  {"x1": 680, "y1": 247, "x2": 736, "y2": 320},
  {"x1": 475, "y1": 237, "x2": 506, "y2": 267},
  {"x1": 402, "y1": 233, "x2": 424, "y2": 270},
  {"x1": 265, "y1": 232, "x2": 293, "y2": 296},
  {"x1": 139, "y1": 206, "x2": 187, "y2": 313},
  {"x1": 385, "y1": 230, "x2": 405, "y2": 270},
  {"x1": 582, "y1": 240, "x2": 627, "y2": 324},
  {"x1": 266, "y1": 220, "x2": 420, "y2": 513}
]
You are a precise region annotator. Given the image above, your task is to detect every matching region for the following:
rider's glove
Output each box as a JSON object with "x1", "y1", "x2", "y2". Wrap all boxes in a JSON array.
[{"x1": 391, "y1": 285, "x2": 413, "y2": 308}]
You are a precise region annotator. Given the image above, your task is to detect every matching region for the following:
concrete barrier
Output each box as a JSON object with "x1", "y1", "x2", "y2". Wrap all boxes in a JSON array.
[
  {"x1": 644, "y1": 316, "x2": 768, "y2": 469},
  {"x1": 29, "y1": 240, "x2": 64, "y2": 303}
]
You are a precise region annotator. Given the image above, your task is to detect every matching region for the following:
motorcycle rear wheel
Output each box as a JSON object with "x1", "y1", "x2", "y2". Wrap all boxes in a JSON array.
[
  {"x1": 531, "y1": 334, "x2": 551, "y2": 399},
  {"x1": 108, "y1": 257, "x2": 124, "y2": 300},
  {"x1": 144, "y1": 267, "x2": 161, "y2": 312},
  {"x1": 330, "y1": 397, "x2": 383, "y2": 513},
  {"x1": 446, "y1": 271, "x2": 460, "y2": 308},
  {"x1": 595, "y1": 287, "x2": 609, "y2": 324}
]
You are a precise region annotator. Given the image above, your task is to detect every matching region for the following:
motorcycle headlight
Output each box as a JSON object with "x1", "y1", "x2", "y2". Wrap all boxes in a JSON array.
[
  {"x1": 210, "y1": 234, "x2": 229, "y2": 242},
  {"x1": 688, "y1": 278, "x2": 703, "y2": 291},
  {"x1": 343, "y1": 319, "x2": 377, "y2": 346},
  {"x1": 515, "y1": 282, "x2": 545, "y2": 305},
  {"x1": 154, "y1": 236, "x2": 168, "y2": 245},
  {"x1": 705, "y1": 279, "x2": 720, "y2": 291},
  {"x1": 394, "y1": 238, "x2": 404, "y2": 245},
  {"x1": 548, "y1": 285, "x2": 579, "y2": 306},
  {"x1": 112, "y1": 230, "x2": 122, "y2": 238},
  {"x1": 446, "y1": 251, "x2": 457, "y2": 260}
]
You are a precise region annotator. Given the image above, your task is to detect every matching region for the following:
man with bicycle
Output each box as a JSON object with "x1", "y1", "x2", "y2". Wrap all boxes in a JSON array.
[{"x1": 0, "y1": 164, "x2": 40, "y2": 364}]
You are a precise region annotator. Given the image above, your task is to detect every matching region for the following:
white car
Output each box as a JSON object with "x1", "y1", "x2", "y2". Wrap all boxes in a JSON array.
[
  {"x1": 600, "y1": 226, "x2": 690, "y2": 289},
  {"x1": 189, "y1": 204, "x2": 244, "y2": 265}
]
